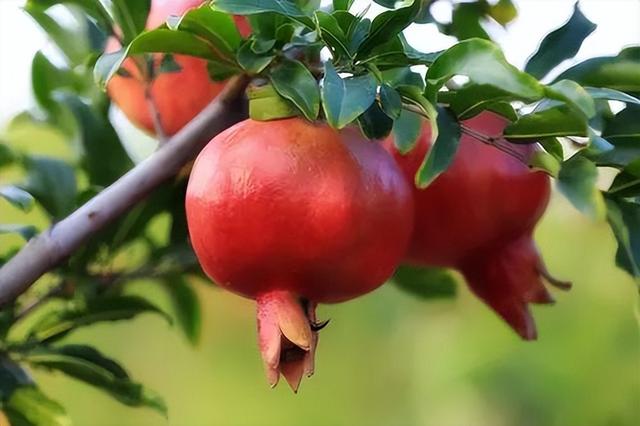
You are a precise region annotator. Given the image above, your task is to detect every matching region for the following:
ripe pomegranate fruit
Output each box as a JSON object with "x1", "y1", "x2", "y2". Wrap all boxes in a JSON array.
[
  {"x1": 384, "y1": 111, "x2": 570, "y2": 340},
  {"x1": 185, "y1": 117, "x2": 413, "y2": 391},
  {"x1": 107, "y1": 0, "x2": 251, "y2": 136}
]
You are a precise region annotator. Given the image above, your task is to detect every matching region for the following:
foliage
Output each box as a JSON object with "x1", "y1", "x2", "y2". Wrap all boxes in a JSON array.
[{"x1": 1, "y1": 0, "x2": 639, "y2": 423}]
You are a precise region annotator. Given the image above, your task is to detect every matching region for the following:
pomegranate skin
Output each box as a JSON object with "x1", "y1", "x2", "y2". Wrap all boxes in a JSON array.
[
  {"x1": 107, "y1": 0, "x2": 251, "y2": 136},
  {"x1": 385, "y1": 111, "x2": 568, "y2": 340},
  {"x1": 186, "y1": 118, "x2": 413, "y2": 304}
]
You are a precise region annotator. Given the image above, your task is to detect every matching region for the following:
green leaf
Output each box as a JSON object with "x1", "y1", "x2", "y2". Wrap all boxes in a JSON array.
[
  {"x1": 0, "y1": 186, "x2": 34, "y2": 212},
  {"x1": 415, "y1": 107, "x2": 461, "y2": 187},
  {"x1": 0, "y1": 143, "x2": 16, "y2": 168},
  {"x1": 95, "y1": 29, "x2": 241, "y2": 87},
  {"x1": 393, "y1": 265, "x2": 457, "y2": 299},
  {"x1": 524, "y1": 3, "x2": 596, "y2": 79},
  {"x1": 315, "y1": 11, "x2": 351, "y2": 59},
  {"x1": 0, "y1": 358, "x2": 33, "y2": 401},
  {"x1": 26, "y1": 0, "x2": 113, "y2": 36},
  {"x1": 379, "y1": 84, "x2": 402, "y2": 119},
  {"x1": 608, "y1": 159, "x2": 640, "y2": 198},
  {"x1": 26, "y1": 346, "x2": 166, "y2": 415},
  {"x1": 5, "y1": 387, "x2": 71, "y2": 426},
  {"x1": 539, "y1": 137, "x2": 564, "y2": 161},
  {"x1": 392, "y1": 110, "x2": 423, "y2": 154},
  {"x1": 321, "y1": 62, "x2": 377, "y2": 129},
  {"x1": 29, "y1": 296, "x2": 172, "y2": 343},
  {"x1": 357, "y1": 0, "x2": 426, "y2": 57},
  {"x1": 382, "y1": 67, "x2": 425, "y2": 90},
  {"x1": 606, "y1": 197, "x2": 640, "y2": 281},
  {"x1": 111, "y1": 0, "x2": 151, "y2": 43},
  {"x1": 247, "y1": 83, "x2": 299, "y2": 120},
  {"x1": 554, "y1": 47, "x2": 640, "y2": 92},
  {"x1": 167, "y1": 7, "x2": 242, "y2": 56},
  {"x1": 159, "y1": 54, "x2": 182, "y2": 74},
  {"x1": 557, "y1": 155, "x2": 605, "y2": 220},
  {"x1": 162, "y1": 276, "x2": 202, "y2": 345},
  {"x1": 0, "y1": 224, "x2": 38, "y2": 242},
  {"x1": 333, "y1": 0, "x2": 354, "y2": 11},
  {"x1": 357, "y1": 101, "x2": 393, "y2": 139},
  {"x1": 426, "y1": 39, "x2": 544, "y2": 101},
  {"x1": 214, "y1": 0, "x2": 313, "y2": 27},
  {"x1": 269, "y1": 59, "x2": 320, "y2": 120},
  {"x1": 31, "y1": 52, "x2": 79, "y2": 111},
  {"x1": 545, "y1": 80, "x2": 595, "y2": 118},
  {"x1": 448, "y1": 84, "x2": 528, "y2": 119},
  {"x1": 504, "y1": 106, "x2": 588, "y2": 141},
  {"x1": 588, "y1": 105, "x2": 640, "y2": 167},
  {"x1": 60, "y1": 95, "x2": 133, "y2": 187},
  {"x1": 23, "y1": 156, "x2": 77, "y2": 220},
  {"x1": 586, "y1": 87, "x2": 640, "y2": 105},
  {"x1": 446, "y1": 1, "x2": 490, "y2": 41},
  {"x1": 237, "y1": 40, "x2": 275, "y2": 73},
  {"x1": 25, "y1": 7, "x2": 90, "y2": 66}
]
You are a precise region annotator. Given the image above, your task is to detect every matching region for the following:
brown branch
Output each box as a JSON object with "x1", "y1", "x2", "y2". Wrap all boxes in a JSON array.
[{"x1": 0, "y1": 75, "x2": 249, "y2": 307}]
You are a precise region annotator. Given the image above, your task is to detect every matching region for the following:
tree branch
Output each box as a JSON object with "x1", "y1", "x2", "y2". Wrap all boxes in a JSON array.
[{"x1": 0, "y1": 75, "x2": 249, "y2": 306}]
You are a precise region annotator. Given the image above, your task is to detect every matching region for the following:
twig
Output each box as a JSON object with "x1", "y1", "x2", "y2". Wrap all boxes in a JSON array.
[
  {"x1": 144, "y1": 83, "x2": 168, "y2": 144},
  {"x1": 0, "y1": 75, "x2": 249, "y2": 306}
]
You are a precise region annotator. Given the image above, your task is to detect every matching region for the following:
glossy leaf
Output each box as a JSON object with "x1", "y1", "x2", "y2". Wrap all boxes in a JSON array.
[
  {"x1": 270, "y1": 59, "x2": 320, "y2": 120},
  {"x1": 525, "y1": 3, "x2": 596, "y2": 79},
  {"x1": 557, "y1": 155, "x2": 605, "y2": 220},
  {"x1": 237, "y1": 40, "x2": 275, "y2": 73},
  {"x1": 446, "y1": 1, "x2": 490, "y2": 41},
  {"x1": 426, "y1": 39, "x2": 544, "y2": 101},
  {"x1": 606, "y1": 198, "x2": 640, "y2": 281},
  {"x1": 0, "y1": 186, "x2": 34, "y2": 212},
  {"x1": 0, "y1": 358, "x2": 33, "y2": 401},
  {"x1": 608, "y1": 159, "x2": 640, "y2": 198},
  {"x1": 333, "y1": 0, "x2": 355, "y2": 11},
  {"x1": 554, "y1": 47, "x2": 640, "y2": 92},
  {"x1": 393, "y1": 265, "x2": 457, "y2": 299},
  {"x1": 504, "y1": 106, "x2": 588, "y2": 141},
  {"x1": 22, "y1": 156, "x2": 77, "y2": 220},
  {"x1": 379, "y1": 84, "x2": 402, "y2": 119},
  {"x1": 315, "y1": 11, "x2": 351, "y2": 59},
  {"x1": 60, "y1": 95, "x2": 133, "y2": 187},
  {"x1": 29, "y1": 296, "x2": 172, "y2": 343},
  {"x1": 586, "y1": 87, "x2": 640, "y2": 105},
  {"x1": 392, "y1": 110, "x2": 423, "y2": 154},
  {"x1": 214, "y1": 0, "x2": 313, "y2": 27},
  {"x1": 5, "y1": 387, "x2": 71, "y2": 426},
  {"x1": 26, "y1": 346, "x2": 166, "y2": 415},
  {"x1": 167, "y1": 7, "x2": 242, "y2": 56},
  {"x1": 321, "y1": 62, "x2": 377, "y2": 129},
  {"x1": 26, "y1": 0, "x2": 113, "y2": 35},
  {"x1": 111, "y1": 0, "x2": 151, "y2": 43},
  {"x1": 358, "y1": 101, "x2": 393, "y2": 139},
  {"x1": 0, "y1": 224, "x2": 38, "y2": 241},
  {"x1": 415, "y1": 107, "x2": 461, "y2": 187},
  {"x1": 162, "y1": 276, "x2": 202, "y2": 345},
  {"x1": 357, "y1": 0, "x2": 426, "y2": 57},
  {"x1": 546, "y1": 80, "x2": 596, "y2": 118}
]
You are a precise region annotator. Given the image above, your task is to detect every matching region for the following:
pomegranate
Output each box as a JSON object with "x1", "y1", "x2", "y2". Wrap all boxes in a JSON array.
[
  {"x1": 384, "y1": 111, "x2": 569, "y2": 340},
  {"x1": 107, "y1": 0, "x2": 251, "y2": 136},
  {"x1": 186, "y1": 118, "x2": 413, "y2": 390}
]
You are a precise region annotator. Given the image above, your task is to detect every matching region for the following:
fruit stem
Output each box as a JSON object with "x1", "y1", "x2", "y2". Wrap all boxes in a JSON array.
[{"x1": 538, "y1": 261, "x2": 572, "y2": 290}]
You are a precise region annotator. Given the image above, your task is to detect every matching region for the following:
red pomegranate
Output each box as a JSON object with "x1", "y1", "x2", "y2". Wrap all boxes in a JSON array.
[
  {"x1": 384, "y1": 111, "x2": 570, "y2": 340},
  {"x1": 107, "y1": 0, "x2": 251, "y2": 136},
  {"x1": 186, "y1": 118, "x2": 413, "y2": 390}
]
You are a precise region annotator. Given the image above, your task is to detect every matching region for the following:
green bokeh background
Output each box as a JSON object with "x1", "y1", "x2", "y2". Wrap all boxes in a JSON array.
[{"x1": 1, "y1": 119, "x2": 639, "y2": 426}]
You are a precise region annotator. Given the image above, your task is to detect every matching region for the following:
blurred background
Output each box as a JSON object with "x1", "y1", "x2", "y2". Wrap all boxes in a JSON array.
[{"x1": 1, "y1": 0, "x2": 639, "y2": 425}]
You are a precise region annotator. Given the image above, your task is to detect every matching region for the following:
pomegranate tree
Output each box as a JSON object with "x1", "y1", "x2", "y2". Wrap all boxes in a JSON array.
[
  {"x1": 107, "y1": 0, "x2": 250, "y2": 135},
  {"x1": 385, "y1": 111, "x2": 570, "y2": 340},
  {"x1": 185, "y1": 117, "x2": 413, "y2": 390}
]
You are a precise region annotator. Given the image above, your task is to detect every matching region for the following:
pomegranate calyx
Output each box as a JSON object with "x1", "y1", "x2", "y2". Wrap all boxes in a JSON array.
[{"x1": 257, "y1": 291, "x2": 320, "y2": 392}]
